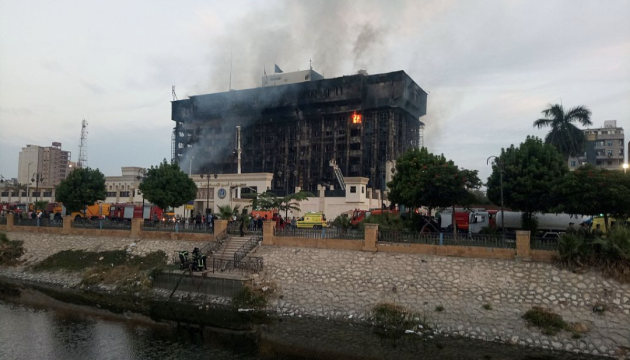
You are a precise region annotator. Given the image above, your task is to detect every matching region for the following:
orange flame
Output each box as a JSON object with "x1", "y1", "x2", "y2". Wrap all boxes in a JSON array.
[{"x1": 352, "y1": 112, "x2": 362, "y2": 124}]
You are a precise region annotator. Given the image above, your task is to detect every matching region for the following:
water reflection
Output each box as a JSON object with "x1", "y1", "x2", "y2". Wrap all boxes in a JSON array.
[
  {"x1": 0, "y1": 287, "x2": 607, "y2": 360},
  {"x1": 0, "y1": 301, "x2": 258, "y2": 360}
]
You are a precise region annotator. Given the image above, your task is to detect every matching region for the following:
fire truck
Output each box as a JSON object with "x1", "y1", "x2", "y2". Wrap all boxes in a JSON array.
[
  {"x1": 108, "y1": 204, "x2": 165, "y2": 222},
  {"x1": 0, "y1": 203, "x2": 27, "y2": 215},
  {"x1": 350, "y1": 208, "x2": 399, "y2": 228}
]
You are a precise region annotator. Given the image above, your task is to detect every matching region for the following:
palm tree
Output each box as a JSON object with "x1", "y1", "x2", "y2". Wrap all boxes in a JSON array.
[{"x1": 533, "y1": 104, "x2": 592, "y2": 161}]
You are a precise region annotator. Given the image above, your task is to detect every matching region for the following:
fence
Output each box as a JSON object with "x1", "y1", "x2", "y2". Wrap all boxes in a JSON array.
[
  {"x1": 378, "y1": 230, "x2": 517, "y2": 249},
  {"x1": 530, "y1": 237, "x2": 559, "y2": 251},
  {"x1": 275, "y1": 227, "x2": 363, "y2": 240},
  {"x1": 13, "y1": 217, "x2": 63, "y2": 228},
  {"x1": 212, "y1": 257, "x2": 264, "y2": 274},
  {"x1": 234, "y1": 234, "x2": 262, "y2": 265},
  {"x1": 73, "y1": 219, "x2": 131, "y2": 230}
]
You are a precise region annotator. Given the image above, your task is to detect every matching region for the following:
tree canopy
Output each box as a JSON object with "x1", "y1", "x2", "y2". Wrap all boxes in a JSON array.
[
  {"x1": 138, "y1": 160, "x2": 197, "y2": 210},
  {"x1": 533, "y1": 103, "x2": 592, "y2": 160},
  {"x1": 487, "y1": 136, "x2": 568, "y2": 229},
  {"x1": 55, "y1": 167, "x2": 106, "y2": 213},
  {"x1": 552, "y1": 165, "x2": 630, "y2": 231},
  {"x1": 387, "y1": 147, "x2": 481, "y2": 212},
  {"x1": 251, "y1": 190, "x2": 314, "y2": 217}
]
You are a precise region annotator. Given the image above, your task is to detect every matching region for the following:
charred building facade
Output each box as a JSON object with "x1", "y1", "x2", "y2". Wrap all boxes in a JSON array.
[{"x1": 171, "y1": 70, "x2": 428, "y2": 194}]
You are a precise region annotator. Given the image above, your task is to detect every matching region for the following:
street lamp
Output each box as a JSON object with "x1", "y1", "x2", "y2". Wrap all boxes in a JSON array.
[
  {"x1": 137, "y1": 168, "x2": 147, "y2": 210},
  {"x1": 200, "y1": 172, "x2": 217, "y2": 215},
  {"x1": 623, "y1": 163, "x2": 629, "y2": 174},
  {"x1": 31, "y1": 172, "x2": 45, "y2": 204},
  {"x1": 487, "y1": 156, "x2": 505, "y2": 240}
]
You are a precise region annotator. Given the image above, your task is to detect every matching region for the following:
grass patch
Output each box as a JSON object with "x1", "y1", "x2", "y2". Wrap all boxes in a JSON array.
[
  {"x1": 482, "y1": 303, "x2": 493, "y2": 310},
  {"x1": 32, "y1": 249, "x2": 168, "y2": 293},
  {"x1": 33, "y1": 250, "x2": 128, "y2": 272},
  {"x1": 372, "y1": 302, "x2": 431, "y2": 339},
  {"x1": 232, "y1": 286, "x2": 267, "y2": 310},
  {"x1": 435, "y1": 305, "x2": 445, "y2": 312},
  {"x1": 522, "y1": 307, "x2": 568, "y2": 336},
  {"x1": 0, "y1": 232, "x2": 25, "y2": 266}
]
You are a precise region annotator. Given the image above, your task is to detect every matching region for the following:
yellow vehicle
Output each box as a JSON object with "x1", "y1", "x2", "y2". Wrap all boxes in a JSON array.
[
  {"x1": 296, "y1": 212, "x2": 327, "y2": 229},
  {"x1": 70, "y1": 202, "x2": 110, "y2": 221},
  {"x1": 592, "y1": 216, "x2": 629, "y2": 234}
]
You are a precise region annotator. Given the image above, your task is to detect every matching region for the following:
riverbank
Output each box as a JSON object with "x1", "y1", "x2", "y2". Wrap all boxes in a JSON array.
[{"x1": 1, "y1": 231, "x2": 628, "y2": 358}]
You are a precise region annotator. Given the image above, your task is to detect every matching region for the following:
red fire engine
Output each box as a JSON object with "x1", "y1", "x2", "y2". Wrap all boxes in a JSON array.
[{"x1": 108, "y1": 204, "x2": 165, "y2": 222}]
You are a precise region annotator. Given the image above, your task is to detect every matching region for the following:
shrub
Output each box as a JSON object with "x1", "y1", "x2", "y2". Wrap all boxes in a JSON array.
[
  {"x1": 0, "y1": 232, "x2": 25, "y2": 266},
  {"x1": 482, "y1": 303, "x2": 492, "y2": 310},
  {"x1": 556, "y1": 233, "x2": 590, "y2": 269},
  {"x1": 593, "y1": 227, "x2": 630, "y2": 283},
  {"x1": 372, "y1": 302, "x2": 430, "y2": 338},
  {"x1": 232, "y1": 286, "x2": 267, "y2": 310},
  {"x1": 522, "y1": 307, "x2": 568, "y2": 335}
]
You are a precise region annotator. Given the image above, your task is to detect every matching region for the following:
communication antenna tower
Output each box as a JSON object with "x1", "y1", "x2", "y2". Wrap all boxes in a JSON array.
[
  {"x1": 78, "y1": 119, "x2": 88, "y2": 168},
  {"x1": 172, "y1": 85, "x2": 177, "y2": 101}
]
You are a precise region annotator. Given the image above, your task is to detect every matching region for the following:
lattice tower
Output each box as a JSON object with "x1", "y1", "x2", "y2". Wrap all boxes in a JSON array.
[{"x1": 78, "y1": 119, "x2": 88, "y2": 168}]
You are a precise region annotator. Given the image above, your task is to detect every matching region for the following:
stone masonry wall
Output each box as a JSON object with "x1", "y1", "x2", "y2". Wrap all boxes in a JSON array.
[
  {"x1": 1, "y1": 232, "x2": 629, "y2": 357},
  {"x1": 257, "y1": 246, "x2": 630, "y2": 358}
]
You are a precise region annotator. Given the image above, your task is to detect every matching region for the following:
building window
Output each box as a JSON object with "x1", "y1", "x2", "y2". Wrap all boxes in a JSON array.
[
  {"x1": 570, "y1": 161, "x2": 576, "y2": 167},
  {"x1": 607, "y1": 140, "x2": 613, "y2": 146},
  {"x1": 607, "y1": 150, "x2": 613, "y2": 157},
  {"x1": 106, "y1": 192, "x2": 117, "y2": 197},
  {"x1": 596, "y1": 141, "x2": 604, "y2": 146},
  {"x1": 43, "y1": 192, "x2": 52, "y2": 197},
  {"x1": 1, "y1": 192, "x2": 8, "y2": 196},
  {"x1": 21, "y1": 192, "x2": 27, "y2": 197},
  {"x1": 350, "y1": 186, "x2": 356, "y2": 193},
  {"x1": 120, "y1": 191, "x2": 130, "y2": 197},
  {"x1": 607, "y1": 161, "x2": 613, "y2": 166},
  {"x1": 362, "y1": 186, "x2": 365, "y2": 194},
  {"x1": 596, "y1": 160, "x2": 602, "y2": 165}
]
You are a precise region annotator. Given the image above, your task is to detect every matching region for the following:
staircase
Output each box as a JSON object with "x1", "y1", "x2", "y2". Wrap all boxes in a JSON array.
[{"x1": 214, "y1": 236, "x2": 251, "y2": 261}]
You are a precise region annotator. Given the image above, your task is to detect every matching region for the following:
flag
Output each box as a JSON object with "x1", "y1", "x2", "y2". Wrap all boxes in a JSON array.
[{"x1": 274, "y1": 64, "x2": 283, "y2": 73}]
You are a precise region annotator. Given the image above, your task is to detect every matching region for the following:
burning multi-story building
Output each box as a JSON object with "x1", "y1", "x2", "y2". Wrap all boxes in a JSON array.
[{"x1": 171, "y1": 69, "x2": 428, "y2": 194}]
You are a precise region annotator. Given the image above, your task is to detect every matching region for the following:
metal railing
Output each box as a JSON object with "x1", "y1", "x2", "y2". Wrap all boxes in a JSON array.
[
  {"x1": 530, "y1": 237, "x2": 559, "y2": 251},
  {"x1": 199, "y1": 229, "x2": 230, "y2": 256},
  {"x1": 234, "y1": 234, "x2": 262, "y2": 265},
  {"x1": 212, "y1": 256, "x2": 264, "y2": 274},
  {"x1": 73, "y1": 219, "x2": 131, "y2": 230},
  {"x1": 275, "y1": 227, "x2": 363, "y2": 240},
  {"x1": 13, "y1": 217, "x2": 63, "y2": 228},
  {"x1": 378, "y1": 230, "x2": 517, "y2": 249}
]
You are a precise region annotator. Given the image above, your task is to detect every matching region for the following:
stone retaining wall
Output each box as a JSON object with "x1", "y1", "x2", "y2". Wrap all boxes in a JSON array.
[
  {"x1": 2, "y1": 232, "x2": 628, "y2": 357},
  {"x1": 256, "y1": 245, "x2": 630, "y2": 358}
]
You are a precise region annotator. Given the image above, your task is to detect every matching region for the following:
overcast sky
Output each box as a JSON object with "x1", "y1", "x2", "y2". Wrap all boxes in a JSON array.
[{"x1": 1, "y1": 0, "x2": 628, "y2": 183}]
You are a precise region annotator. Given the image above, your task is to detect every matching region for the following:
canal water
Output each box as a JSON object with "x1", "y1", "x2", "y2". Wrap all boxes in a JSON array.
[{"x1": 0, "y1": 283, "x2": 607, "y2": 360}]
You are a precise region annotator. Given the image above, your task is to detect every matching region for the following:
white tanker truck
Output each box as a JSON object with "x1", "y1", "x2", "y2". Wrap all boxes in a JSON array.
[{"x1": 468, "y1": 210, "x2": 591, "y2": 238}]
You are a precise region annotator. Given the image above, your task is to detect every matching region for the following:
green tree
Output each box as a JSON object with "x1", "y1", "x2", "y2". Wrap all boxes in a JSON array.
[
  {"x1": 278, "y1": 191, "x2": 314, "y2": 218},
  {"x1": 487, "y1": 136, "x2": 568, "y2": 231},
  {"x1": 217, "y1": 204, "x2": 241, "y2": 220},
  {"x1": 250, "y1": 190, "x2": 314, "y2": 218},
  {"x1": 55, "y1": 167, "x2": 106, "y2": 213},
  {"x1": 34, "y1": 200, "x2": 49, "y2": 212},
  {"x1": 533, "y1": 103, "x2": 592, "y2": 160},
  {"x1": 388, "y1": 147, "x2": 482, "y2": 213},
  {"x1": 552, "y1": 165, "x2": 630, "y2": 231},
  {"x1": 138, "y1": 160, "x2": 197, "y2": 210}
]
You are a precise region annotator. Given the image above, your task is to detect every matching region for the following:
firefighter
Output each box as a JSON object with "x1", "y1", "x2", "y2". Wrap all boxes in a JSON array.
[{"x1": 192, "y1": 247, "x2": 206, "y2": 270}]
